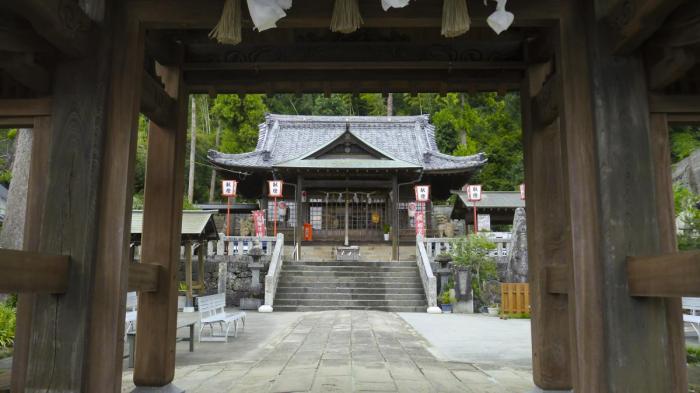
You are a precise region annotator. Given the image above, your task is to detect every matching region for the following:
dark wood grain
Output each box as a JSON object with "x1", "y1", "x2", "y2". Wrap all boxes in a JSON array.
[
  {"x1": 0, "y1": 249, "x2": 69, "y2": 293},
  {"x1": 127, "y1": 264, "x2": 162, "y2": 293}
]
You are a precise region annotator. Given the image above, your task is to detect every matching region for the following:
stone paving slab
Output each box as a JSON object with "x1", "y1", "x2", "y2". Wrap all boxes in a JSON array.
[{"x1": 122, "y1": 310, "x2": 534, "y2": 393}]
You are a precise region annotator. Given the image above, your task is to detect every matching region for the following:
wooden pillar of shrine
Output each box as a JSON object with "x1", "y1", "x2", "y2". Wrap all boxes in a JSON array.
[
  {"x1": 522, "y1": 60, "x2": 573, "y2": 390},
  {"x1": 296, "y1": 176, "x2": 304, "y2": 258},
  {"x1": 11, "y1": 116, "x2": 52, "y2": 391},
  {"x1": 555, "y1": 0, "x2": 683, "y2": 390},
  {"x1": 133, "y1": 58, "x2": 188, "y2": 388},
  {"x1": 391, "y1": 175, "x2": 399, "y2": 260}
]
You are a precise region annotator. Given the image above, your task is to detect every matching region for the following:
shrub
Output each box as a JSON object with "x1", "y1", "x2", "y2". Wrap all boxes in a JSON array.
[
  {"x1": 450, "y1": 234, "x2": 497, "y2": 305},
  {"x1": 689, "y1": 346, "x2": 700, "y2": 364},
  {"x1": 0, "y1": 303, "x2": 16, "y2": 349}
]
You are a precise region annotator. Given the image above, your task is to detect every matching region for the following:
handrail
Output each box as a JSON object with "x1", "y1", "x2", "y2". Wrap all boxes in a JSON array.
[
  {"x1": 416, "y1": 235, "x2": 441, "y2": 313},
  {"x1": 259, "y1": 233, "x2": 284, "y2": 312}
]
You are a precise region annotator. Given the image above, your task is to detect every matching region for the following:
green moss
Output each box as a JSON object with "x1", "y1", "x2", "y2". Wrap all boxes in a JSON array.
[{"x1": 689, "y1": 346, "x2": 700, "y2": 364}]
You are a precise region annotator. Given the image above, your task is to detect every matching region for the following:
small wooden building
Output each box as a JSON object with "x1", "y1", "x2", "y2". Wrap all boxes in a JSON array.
[
  {"x1": 209, "y1": 114, "x2": 485, "y2": 255},
  {"x1": 451, "y1": 190, "x2": 525, "y2": 229}
]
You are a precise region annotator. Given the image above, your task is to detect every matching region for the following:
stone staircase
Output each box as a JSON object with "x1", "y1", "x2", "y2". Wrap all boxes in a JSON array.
[{"x1": 273, "y1": 261, "x2": 428, "y2": 312}]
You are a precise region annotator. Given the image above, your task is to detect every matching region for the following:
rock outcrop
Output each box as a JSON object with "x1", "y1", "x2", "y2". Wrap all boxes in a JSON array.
[{"x1": 505, "y1": 207, "x2": 528, "y2": 283}]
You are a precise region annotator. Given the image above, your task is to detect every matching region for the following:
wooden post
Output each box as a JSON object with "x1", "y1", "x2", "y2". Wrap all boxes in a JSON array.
[
  {"x1": 391, "y1": 175, "x2": 399, "y2": 260},
  {"x1": 21, "y1": 2, "x2": 143, "y2": 390},
  {"x1": 649, "y1": 112, "x2": 688, "y2": 390},
  {"x1": 521, "y1": 62, "x2": 572, "y2": 390},
  {"x1": 11, "y1": 116, "x2": 52, "y2": 392},
  {"x1": 185, "y1": 241, "x2": 193, "y2": 305},
  {"x1": 198, "y1": 241, "x2": 207, "y2": 291},
  {"x1": 557, "y1": 0, "x2": 679, "y2": 390},
  {"x1": 133, "y1": 59, "x2": 187, "y2": 388},
  {"x1": 296, "y1": 176, "x2": 304, "y2": 258}
]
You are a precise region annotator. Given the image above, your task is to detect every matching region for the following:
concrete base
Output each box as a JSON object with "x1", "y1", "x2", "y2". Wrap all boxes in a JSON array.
[
  {"x1": 427, "y1": 306, "x2": 442, "y2": 314},
  {"x1": 453, "y1": 300, "x2": 474, "y2": 314},
  {"x1": 130, "y1": 383, "x2": 185, "y2": 393},
  {"x1": 258, "y1": 304, "x2": 273, "y2": 312},
  {"x1": 530, "y1": 388, "x2": 573, "y2": 393}
]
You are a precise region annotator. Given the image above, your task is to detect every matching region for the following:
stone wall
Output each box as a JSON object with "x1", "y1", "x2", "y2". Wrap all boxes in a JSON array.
[{"x1": 177, "y1": 255, "x2": 270, "y2": 307}]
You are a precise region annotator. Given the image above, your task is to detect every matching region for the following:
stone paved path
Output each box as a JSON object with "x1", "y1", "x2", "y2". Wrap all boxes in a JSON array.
[{"x1": 122, "y1": 310, "x2": 533, "y2": 392}]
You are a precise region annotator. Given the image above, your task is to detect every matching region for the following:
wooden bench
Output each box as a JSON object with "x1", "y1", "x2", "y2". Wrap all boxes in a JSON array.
[{"x1": 198, "y1": 293, "x2": 246, "y2": 342}]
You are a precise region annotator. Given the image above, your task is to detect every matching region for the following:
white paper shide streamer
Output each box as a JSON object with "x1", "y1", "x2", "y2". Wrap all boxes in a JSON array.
[
  {"x1": 381, "y1": 0, "x2": 410, "y2": 11},
  {"x1": 486, "y1": 0, "x2": 514, "y2": 35},
  {"x1": 248, "y1": 0, "x2": 293, "y2": 31}
]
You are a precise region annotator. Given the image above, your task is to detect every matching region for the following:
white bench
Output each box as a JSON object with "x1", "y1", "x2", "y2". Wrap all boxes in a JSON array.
[
  {"x1": 125, "y1": 292, "x2": 138, "y2": 336},
  {"x1": 683, "y1": 297, "x2": 700, "y2": 340},
  {"x1": 198, "y1": 293, "x2": 246, "y2": 342}
]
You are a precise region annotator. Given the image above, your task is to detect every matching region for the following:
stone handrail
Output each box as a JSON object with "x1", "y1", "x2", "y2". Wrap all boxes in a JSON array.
[
  {"x1": 423, "y1": 233, "x2": 513, "y2": 260},
  {"x1": 258, "y1": 233, "x2": 284, "y2": 312},
  {"x1": 217, "y1": 235, "x2": 277, "y2": 256},
  {"x1": 416, "y1": 235, "x2": 441, "y2": 313}
]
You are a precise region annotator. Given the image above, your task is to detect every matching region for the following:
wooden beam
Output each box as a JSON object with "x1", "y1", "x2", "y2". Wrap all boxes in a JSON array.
[
  {"x1": 0, "y1": 117, "x2": 35, "y2": 128},
  {"x1": 628, "y1": 251, "x2": 700, "y2": 297},
  {"x1": 3, "y1": 0, "x2": 96, "y2": 58},
  {"x1": 85, "y1": 3, "x2": 146, "y2": 390},
  {"x1": 134, "y1": 59, "x2": 187, "y2": 387},
  {"x1": 668, "y1": 113, "x2": 700, "y2": 124},
  {"x1": 183, "y1": 61, "x2": 526, "y2": 72},
  {"x1": 0, "y1": 30, "x2": 54, "y2": 53},
  {"x1": 647, "y1": 48, "x2": 696, "y2": 91},
  {"x1": 546, "y1": 265, "x2": 569, "y2": 295},
  {"x1": 145, "y1": 32, "x2": 180, "y2": 66},
  {"x1": 0, "y1": 98, "x2": 51, "y2": 117},
  {"x1": 606, "y1": 0, "x2": 684, "y2": 55},
  {"x1": 141, "y1": 72, "x2": 176, "y2": 127},
  {"x1": 0, "y1": 249, "x2": 69, "y2": 293},
  {"x1": 0, "y1": 53, "x2": 51, "y2": 93},
  {"x1": 130, "y1": 0, "x2": 560, "y2": 29},
  {"x1": 532, "y1": 74, "x2": 559, "y2": 127},
  {"x1": 522, "y1": 61, "x2": 572, "y2": 390},
  {"x1": 649, "y1": 112, "x2": 688, "y2": 390},
  {"x1": 127, "y1": 263, "x2": 161, "y2": 292},
  {"x1": 649, "y1": 94, "x2": 700, "y2": 113},
  {"x1": 647, "y1": 1, "x2": 700, "y2": 48}
]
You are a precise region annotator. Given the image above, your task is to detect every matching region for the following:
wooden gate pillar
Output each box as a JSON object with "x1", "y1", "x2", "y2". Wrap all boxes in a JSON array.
[
  {"x1": 556, "y1": 0, "x2": 685, "y2": 391},
  {"x1": 391, "y1": 175, "x2": 399, "y2": 260},
  {"x1": 296, "y1": 176, "x2": 304, "y2": 258},
  {"x1": 133, "y1": 59, "x2": 187, "y2": 389},
  {"x1": 522, "y1": 61, "x2": 572, "y2": 390}
]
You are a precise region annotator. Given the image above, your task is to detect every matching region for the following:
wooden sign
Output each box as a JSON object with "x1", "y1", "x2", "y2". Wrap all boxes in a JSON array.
[
  {"x1": 466, "y1": 184, "x2": 482, "y2": 201},
  {"x1": 268, "y1": 180, "x2": 283, "y2": 197},
  {"x1": 414, "y1": 185, "x2": 430, "y2": 202},
  {"x1": 221, "y1": 180, "x2": 237, "y2": 197},
  {"x1": 519, "y1": 183, "x2": 525, "y2": 200}
]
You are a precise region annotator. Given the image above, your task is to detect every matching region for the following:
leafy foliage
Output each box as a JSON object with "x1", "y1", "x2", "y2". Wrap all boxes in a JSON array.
[
  {"x1": 670, "y1": 126, "x2": 700, "y2": 162},
  {"x1": 688, "y1": 346, "x2": 700, "y2": 364},
  {"x1": 450, "y1": 234, "x2": 498, "y2": 305},
  {"x1": 674, "y1": 184, "x2": 700, "y2": 250},
  {"x1": 0, "y1": 300, "x2": 16, "y2": 349}
]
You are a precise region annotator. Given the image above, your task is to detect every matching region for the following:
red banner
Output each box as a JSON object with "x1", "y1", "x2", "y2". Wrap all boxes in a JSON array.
[
  {"x1": 414, "y1": 211, "x2": 426, "y2": 237},
  {"x1": 252, "y1": 210, "x2": 267, "y2": 237}
]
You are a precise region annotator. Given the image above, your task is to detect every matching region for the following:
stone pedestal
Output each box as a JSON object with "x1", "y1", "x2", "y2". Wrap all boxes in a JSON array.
[
  {"x1": 436, "y1": 268, "x2": 451, "y2": 295},
  {"x1": 249, "y1": 262, "x2": 263, "y2": 291}
]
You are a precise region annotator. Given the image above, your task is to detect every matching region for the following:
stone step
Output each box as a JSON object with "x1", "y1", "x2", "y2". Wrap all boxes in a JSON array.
[
  {"x1": 278, "y1": 276, "x2": 423, "y2": 284},
  {"x1": 285, "y1": 261, "x2": 416, "y2": 267},
  {"x1": 280, "y1": 270, "x2": 420, "y2": 278},
  {"x1": 282, "y1": 265, "x2": 418, "y2": 272},
  {"x1": 274, "y1": 299, "x2": 427, "y2": 307},
  {"x1": 274, "y1": 293, "x2": 426, "y2": 301},
  {"x1": 276, "y1": 281, "x2": 424, "y2": 289},
  {"x1": 276, "y1": 286, "x2": 425, "y2": 294},
  {"x1": 272, "y1": 305, "x2": 428, "y2": 312}
]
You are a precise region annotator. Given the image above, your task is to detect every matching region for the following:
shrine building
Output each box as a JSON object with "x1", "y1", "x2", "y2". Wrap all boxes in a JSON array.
[{"x1": 208, "y1": 114, "x2": 486, "y2": 258}]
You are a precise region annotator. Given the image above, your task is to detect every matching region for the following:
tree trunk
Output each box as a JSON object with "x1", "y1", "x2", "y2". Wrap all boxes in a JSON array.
[
  {"x1": 386, "y1": 93, "x2": 393, "y2": 116},
  {"x1": 187, "y1": 95, "x2": 197, "y2": 204},
  {"x1": 0, "y1": 128, "x2": 32, "y2": 250},
  {"x1": 208, "y1": 123, "x2": 221, "y2": 202}
]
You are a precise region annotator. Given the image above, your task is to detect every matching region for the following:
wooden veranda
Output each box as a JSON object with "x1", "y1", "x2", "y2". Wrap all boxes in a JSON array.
[{"x1": 0, "y1": 0, "x2": 700, "y2": 392}]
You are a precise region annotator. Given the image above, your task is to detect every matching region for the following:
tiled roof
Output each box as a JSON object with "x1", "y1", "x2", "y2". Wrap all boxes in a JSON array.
[
  {"x1": 452, "y1": 191, "x2": 525, "y2": 208},
  {"x1": 131, "y1": 210, "x2": 219, "y2": 238},
  {"x1": 208, "y1": 114, "x2": 486, "y2": 172}
]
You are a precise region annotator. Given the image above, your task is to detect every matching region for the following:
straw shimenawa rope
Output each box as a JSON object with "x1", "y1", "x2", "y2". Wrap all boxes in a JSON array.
[
  {"x1": 330, "y1": 0, "x2": 364, "y2": 34},
  {"x1": 209, "y1": 0, "x2": 243, "y2": 45},
  {"x1": 441, "y1": 0, "x2": 471, "y2": 38}
]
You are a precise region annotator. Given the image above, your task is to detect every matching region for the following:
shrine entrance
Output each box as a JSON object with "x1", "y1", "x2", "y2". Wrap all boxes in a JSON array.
[{"x1": 304, "y1": 190, "x2": 389, "y2": 243}]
